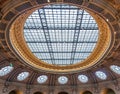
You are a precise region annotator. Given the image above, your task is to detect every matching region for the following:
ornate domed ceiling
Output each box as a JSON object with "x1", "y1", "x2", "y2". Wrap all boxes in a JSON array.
[
  {"x1": 0, "y1": 0, "x2": 120, "y2": 94},
  {"x1": 9, "y1": 3, "x2": 111, "y2": 73}
]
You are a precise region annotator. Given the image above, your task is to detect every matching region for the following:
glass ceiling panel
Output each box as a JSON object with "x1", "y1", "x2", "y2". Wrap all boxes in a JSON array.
[{"x1": 24, "y1": 4, "x2": 99, "y2": 66}]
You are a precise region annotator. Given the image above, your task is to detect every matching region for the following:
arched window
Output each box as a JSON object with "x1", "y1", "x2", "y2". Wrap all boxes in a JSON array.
[
  {"x1": 83, "y1": 91, "x2": 92, "y2": 94},
  {"x1": 102, "y1": 88, "x2": 116, "y2": 94},
  {"x1": 58, "y1": 91, "x2": 68, "y2": 94},
  {"x1": 34, "y1": 91, "x2": 43, "y2": 94},
  {"x1": 106, "y1": 89, "x2": 115, "y2": 94},
  {"x1": 9, "y1": 90, "x2": 16, "y2": 94},
  {"x1": 9, "y1": 90, "x2": 23, "y2": 94}
]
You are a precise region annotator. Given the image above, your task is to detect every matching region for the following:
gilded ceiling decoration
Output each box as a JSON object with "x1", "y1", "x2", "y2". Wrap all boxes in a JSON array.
[{"x1": 0, "y1": 0, "x2": 120, "y2": 93}]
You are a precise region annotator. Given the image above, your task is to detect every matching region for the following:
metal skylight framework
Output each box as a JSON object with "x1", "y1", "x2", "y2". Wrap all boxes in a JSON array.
[{"x1": 24, "y1": 4, "x2": 99, "y2": 66}]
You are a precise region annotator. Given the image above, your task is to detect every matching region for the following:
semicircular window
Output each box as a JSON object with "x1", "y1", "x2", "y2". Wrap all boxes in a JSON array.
[
  {"x1": 58, "y1": 76, "x2": 68, "y2": 84},
  {"x1": 110, "y1": 65, "x2": 120, "y2": 74},
  {"x1": 37, "y1": 75, "x2": 48, "y2": 84},
  {"x1": 24, "y1": 4, "x2": 99, "y2": 66},
  {"x1": 78, "y1": 74, "x2": 88, "y2": 83},
  {"x1": 17, "y1": 72, "x2": 29, "y2": 81},
  {"x1": 95, "y1": 71, "x2": 107, "y2": 80},
  {"x1": 0, "y1": 66, "x2": 13, "y2": 76}
]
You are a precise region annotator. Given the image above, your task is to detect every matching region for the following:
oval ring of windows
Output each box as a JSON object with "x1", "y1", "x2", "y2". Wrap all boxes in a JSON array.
[
  {"x1": 0, "y1": 66, "x2": 13, "y2": 76},
  {"x1": 95, "y1": 71, "x2": 107, "y2": 80},
  {"x1": 17, "y1": 72, "x2": 29, "y2": 81}
]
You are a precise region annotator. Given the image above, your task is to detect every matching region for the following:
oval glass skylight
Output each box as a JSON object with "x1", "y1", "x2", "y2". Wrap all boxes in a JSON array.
[
  {"x1": 37, "y1": 75, "x2": 48, "y2": 84},
  {"x1": 110, "y1": 65, "x2": 120, "y2": 74},
  {"x1": 58, "y1": 76, "x2": 68, "y2": 84},
  {"x1": 0, "y1": 66, "x2": 13, "y2": 76},
  {"x1": 78, "y1": 75, "x2": 88, "y2": 83},
  {"x1": 95, "y1": 71, "x2": 107, "y2": 80},
  {"x1": 17, "y1": 72, "x2": 29, "y2": 81},
  {"x1": 24, "y1": 4, "x2": 99, "y2": 66}
]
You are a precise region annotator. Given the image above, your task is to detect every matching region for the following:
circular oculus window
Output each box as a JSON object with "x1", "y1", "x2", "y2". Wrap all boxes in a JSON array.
[{"x1": 58, "y1": 76, "x2": 68, "y2": 84}]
